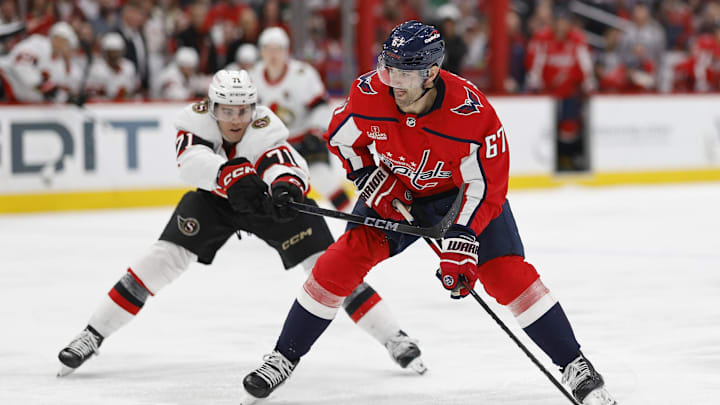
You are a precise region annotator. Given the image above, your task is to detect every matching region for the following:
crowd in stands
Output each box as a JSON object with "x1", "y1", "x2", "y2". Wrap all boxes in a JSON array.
[{"x1": 0, "y1": 0, "x2": 719, "y2": 104}]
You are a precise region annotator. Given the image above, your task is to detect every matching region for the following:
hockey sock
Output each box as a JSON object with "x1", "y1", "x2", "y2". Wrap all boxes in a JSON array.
[
  {"x1": 522, "y1": 303, "x2": 580, "y2": 368},
  {"x1": 276, "y1": 300, "x2": 333, "y2": 361},
  {"x1": 343, "y1": 283, "x2": 399, "y2": 344},
  {"x1": 88, "y1": 269, "x2": 152, "y2": 338}
]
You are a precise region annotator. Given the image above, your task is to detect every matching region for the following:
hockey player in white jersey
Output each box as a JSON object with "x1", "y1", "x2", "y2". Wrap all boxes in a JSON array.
[
  {"x1": 152, "y1": 47, "x2": 208, "y2": 100},
  {"x1": 57, "y1": 69, "x2": 426, "y2": 379},
  {"x1": 249, "y1": 27, "x2": 352, "y2": 211},
  {"x1": 0, "y1": 21, "x2": 82, "y2": 103},
  {"x1": 85, "y1": 32, "x2": 139, "y2": 101},
  {"x1": 226, "y1": 43, "x2": 258, "y2": 72}
]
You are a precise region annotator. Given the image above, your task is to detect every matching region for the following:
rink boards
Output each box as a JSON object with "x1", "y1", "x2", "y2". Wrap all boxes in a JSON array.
[{"x1": 1, "y1": 96, "x2": 720, "y2": 213}]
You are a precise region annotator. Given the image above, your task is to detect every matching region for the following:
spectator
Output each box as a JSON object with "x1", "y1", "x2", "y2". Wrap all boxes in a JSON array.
[
  {"x1": 112, "y1": 0, "x2": 150, "y2": 94},
  {"x1": 435, "y1": 3, "x2": 467, "y2": 75},
  {"x1": 175, "y1": 0, "x2": 220, "y2": 75},
  {"x1": 505, "y1": 10, "x2": 527, "y2": 93},
  {"x1": 691, "y1": 21, "x2": 720, "y2": 91},
  {"x1": 152, "y1": 46, "x2": 206, "y2": 100},
  {"x1": 225, "y1": 43, "x2": 258, "y2": 71},
  {"x1": 87, "y1": 0, "x2": 120, "y2": 39},
  {"x1": 659, "y1": 0, "x2": 693, "y2": 51},
  {"x1": 625, "y1": 43, "x2": 657, "y2": 91},
  {"x1": 85, "y1": 32, "x2": 139, "y2": 101},
  {"x1": 26, "y1": 0, "x2": 57, "y2": 36},
  {"x1": 596, "y1": 27, "x2": 628, "y2": 92},
  {"x1": 0, "y1": 21, "x2": 82, "y2": 103},
  {"x1": 301, "y1": 11, "x2": 345, "y2": 95},
  {"x1": 620, "y1": 1, "x2": 666, "y2": 69}
]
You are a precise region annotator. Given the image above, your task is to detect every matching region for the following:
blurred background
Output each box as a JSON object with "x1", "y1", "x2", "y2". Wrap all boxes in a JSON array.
[{"x1": 1, "y1": 0, "x2": 719, "y2": 213}]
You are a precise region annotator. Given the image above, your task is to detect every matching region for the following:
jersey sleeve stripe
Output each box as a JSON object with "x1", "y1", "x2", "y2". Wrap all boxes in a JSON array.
[
  {"x1": 328, "y1": 115, "x2": 368, "y2": 172},
  {"x1": 456, "y1": 146, "x2": 487, "y2": 227}
]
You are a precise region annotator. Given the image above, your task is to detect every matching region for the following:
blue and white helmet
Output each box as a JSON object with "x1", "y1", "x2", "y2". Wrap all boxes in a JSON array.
[{"x1": 377, "y1": 21, "x2": 445, "y2": 88}]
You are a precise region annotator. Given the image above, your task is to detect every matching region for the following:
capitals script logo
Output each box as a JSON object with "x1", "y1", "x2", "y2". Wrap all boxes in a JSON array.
[
  {"x1": 451, "y1": 87, "x2": 484, "y2": 116},
  {"x1": 356, "y1": 71, "x2": 377, "y2": 95},
  {"x1": 379, "y1": 149, "x2": 451, "y2": 190}
]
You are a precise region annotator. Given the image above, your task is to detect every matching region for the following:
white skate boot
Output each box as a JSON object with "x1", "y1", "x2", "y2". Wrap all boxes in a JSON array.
[
  {"x1": 57, "y1": 327, "x2": 103, "y2": 377},
  {"x1": 561, "y1": 353, "x2": 617, "y2": 405},
  {"x1": 385, "y1": 330, "x2": 427, "y2": 375}
]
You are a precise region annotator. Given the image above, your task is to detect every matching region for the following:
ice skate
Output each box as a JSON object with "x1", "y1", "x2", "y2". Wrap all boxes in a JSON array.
[
  {"x1": 57, "y1": 327, "x2": 103, "y2": 377},
  {"x1": 385, "y1": 330, "x2": 427, "y2": 375},
  {"x1": 561, "y1": 353, "x2": 617, "y2": 405},
  {"x1": 240, "y1": 350, "x2": 298, "y2": 404}
]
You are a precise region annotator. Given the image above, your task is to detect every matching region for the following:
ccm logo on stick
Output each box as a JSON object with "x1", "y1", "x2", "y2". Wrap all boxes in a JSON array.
[{"x1": 363, "y1": 217, "x2": 400, "y2": 231}]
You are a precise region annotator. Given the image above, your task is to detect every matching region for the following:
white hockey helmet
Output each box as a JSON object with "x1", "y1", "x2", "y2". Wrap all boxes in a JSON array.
[
  {"x1": 258, "y1": 27, "x2": 289, "y2": 49},
  {"x1": 101, "y1": 32, "x2": 125, "y2": 52},
  {"x1": 235, "y1": 43, "x2": 258, "y2": 64},
  {"x1": 175, "y1": 47, "x2": 199, "y2": 69},
  {"x1": 208, "y1": 69, "x2": 257, "y2": 120},
  {"x1": 49, "y1": 21, "x2": 78, "y2": 49}
]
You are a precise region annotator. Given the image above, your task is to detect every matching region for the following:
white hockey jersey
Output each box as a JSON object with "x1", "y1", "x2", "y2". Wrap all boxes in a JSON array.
[
  {"x1": 85, "y1": 57, "x2": 138, "y2": 100},
  {"x1": 249, "y1": 59, "x2": 332, "y2": 141},
  {"x1": 173, "y1": 101, "x2": 310, "y2": 197},
  {"x1": 0, "y1": 34, "x2": 82, "y2": 102},
  {"x1": 152, "y1": 63, "x2": 209, "y2": 101}
]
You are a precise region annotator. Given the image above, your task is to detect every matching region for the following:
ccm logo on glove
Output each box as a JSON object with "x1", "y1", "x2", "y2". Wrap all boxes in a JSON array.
[{"x1": 221, "y1": 165, "x2": 257, "y2": 187}]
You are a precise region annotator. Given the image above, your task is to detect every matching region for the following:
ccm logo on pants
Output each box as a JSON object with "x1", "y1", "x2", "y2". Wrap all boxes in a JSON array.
[{"x1": 282, "y1": 228, "x2": 313, "y2": 250}]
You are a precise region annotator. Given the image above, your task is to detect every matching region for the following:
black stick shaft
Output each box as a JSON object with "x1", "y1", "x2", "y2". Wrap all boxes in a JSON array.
[{"x1": 395, "y1": 205, "x2": 579, "y2": 405}]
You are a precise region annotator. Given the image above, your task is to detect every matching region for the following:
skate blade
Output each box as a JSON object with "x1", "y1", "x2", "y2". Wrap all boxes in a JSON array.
[
  {"x1": 239, "y1": 392, "x2": 262, "y2": 405},
  {"x1": 407, "y1": 357, "x2": 427, "y2": 375},
  {"x1": 57, "y1": 364, "x2": 77, "y2": 377},
  {"x1": 582, "y1": 388, "x2": 617, "y2": 405}
]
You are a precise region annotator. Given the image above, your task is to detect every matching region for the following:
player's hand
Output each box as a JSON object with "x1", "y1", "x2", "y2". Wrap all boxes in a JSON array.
[
  {"x1": 352, "y1": 166, "x2": 412, "y2": 221},
  {"x1": 439, "y1": 224, "x2": 479, "y2": 299},
  {"x1": 217, "y1": 157, "x2": 269, "y2": 214},
  {"x1": 270, "y1": 175, "x2": 305, "y2": 222}
]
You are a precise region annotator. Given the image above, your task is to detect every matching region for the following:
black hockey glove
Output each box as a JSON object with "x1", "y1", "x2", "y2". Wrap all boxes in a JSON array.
[
  {"x1": 270, "y1": 175, "x2": 305, "y2": 222},
  {"x1": 217, "y1": 157, "x2": 272, "y2": 215}
]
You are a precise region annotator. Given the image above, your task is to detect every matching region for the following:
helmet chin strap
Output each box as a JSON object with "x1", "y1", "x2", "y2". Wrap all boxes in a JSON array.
[{"x1": 406, "y1": 73, "x2": 439, "y2": 106}]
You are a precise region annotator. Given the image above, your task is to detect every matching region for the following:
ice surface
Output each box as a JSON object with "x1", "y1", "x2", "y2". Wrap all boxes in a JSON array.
[{"x1": 1, "y1": 183, "x2": 719, "y2": 404}]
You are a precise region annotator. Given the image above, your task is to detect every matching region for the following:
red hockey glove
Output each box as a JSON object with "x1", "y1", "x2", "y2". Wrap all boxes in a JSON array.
[
  {"x1": 439, "y1": 224, "x2": 479, "y2": 299},
  {"x1": 270, "y1": 175, "x2": 305, "y2": 222},
  {"x1": 351, "y1": 166, "x2": 413, "y2": 221},
  {"x1": 217, "y1": 157, "x2": 271, "y2": 215}
]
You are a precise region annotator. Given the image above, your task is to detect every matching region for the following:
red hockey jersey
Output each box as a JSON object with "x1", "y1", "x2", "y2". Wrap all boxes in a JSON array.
[{"x1": 324, "y1": 70, "x2": 509, "y2": 236}]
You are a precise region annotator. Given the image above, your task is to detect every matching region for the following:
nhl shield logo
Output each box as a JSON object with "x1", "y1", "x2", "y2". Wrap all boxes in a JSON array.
[
  {"x1": 406, "y1": 117, "x2": 416, "y2": 127},
  {"x1": 177, "y1": 215, "x2": 200, "y2": 236}
]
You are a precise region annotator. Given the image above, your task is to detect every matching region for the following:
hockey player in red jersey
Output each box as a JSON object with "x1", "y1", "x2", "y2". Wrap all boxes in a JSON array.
[
  {"x1": 241, "y1": 21, "x2": 617, "y2": 405},
  {"x1": 56, "y1": 70, "x2": 426, "y2": 378}
]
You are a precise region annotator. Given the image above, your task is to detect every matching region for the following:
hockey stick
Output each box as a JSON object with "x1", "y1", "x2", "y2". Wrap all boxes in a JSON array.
[
  {"x1": 288, "y1": 184, "x2": 466, "y2": 239},
  {"x1": 392, "y1": 202, "x2": 581, "y2": 405}
]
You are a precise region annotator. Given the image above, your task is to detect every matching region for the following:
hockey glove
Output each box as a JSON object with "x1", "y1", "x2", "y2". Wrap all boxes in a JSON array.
[
  {"x1": 351, "y1": 165, "x2": 413, "y2": 221},
  {"x1": 439, "y1": 224, "x2": 479, "y2": 299},
  {"x1": 270, "y1": 175, "x2": 305, "y2": 222},
  {"x1": 217, "y1": 157, "x2": 271, "y2": 215}
]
